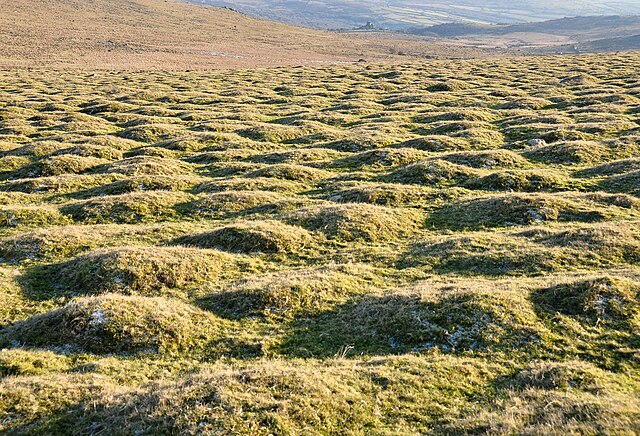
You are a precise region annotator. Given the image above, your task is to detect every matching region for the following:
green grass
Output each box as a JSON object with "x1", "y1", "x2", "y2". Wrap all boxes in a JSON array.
[{"x1": 1, "y1": 52, "x2": 640, "y2": 433}]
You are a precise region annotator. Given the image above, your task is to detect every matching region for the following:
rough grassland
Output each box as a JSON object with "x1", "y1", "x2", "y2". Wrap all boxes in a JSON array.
[{"x1": 0, "y1": 53, "x2": 639, "y2": 434}]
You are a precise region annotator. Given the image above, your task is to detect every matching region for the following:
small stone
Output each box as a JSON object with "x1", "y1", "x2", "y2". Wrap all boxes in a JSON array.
[{"x1": 527, "y1": 139, "x2": 546, "y2": 147}]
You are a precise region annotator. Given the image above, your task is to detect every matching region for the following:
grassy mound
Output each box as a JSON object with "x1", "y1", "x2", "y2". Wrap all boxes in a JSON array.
[
  {"x1": 84, "y1": 175, "x2": 204, "y2": 196},
  {"x1": 0, "y1": 223, "x2": 195, "y2": 262},
  {"x1": 281, "y1": 203, "x2": 422, "y2": 242},
  {"x1": 0, "y1": 349, "x2": 70, "y2": 377},
  {"x1": 236, "y1": 123, "x2": 306, "y2": 143},
  {"x1": 53, "y1": 144, "x2": 124, "y2": 160},
  {"x1": 119, "y1": 123, "x2": 185, "y2": 143},
  {"x1": 196, "y1": 177, "x2": 307, "y2": 194},
  {"x1": 600, "y1": 171, "x2": 640, "y2": 196},
  {"x1": 576, "y1": 158, "x2": 640, "y2": 177},
  {"x1": 324, "y1": 182, "x2": 467, "y2": 207},
  {"x1": 244, "y1": 164, "x2": 331, "y2": 182},
  {"x1": 201, "y1": 264, "x2": 377, "y2": 319},
  {"x1": 189, "y1": 191, "x2": 306, "y2": 218},
  {"x1": 100, "y1": 156, "x2": 193, "y2": 176},
  {"x1": 0, "y1": 206, "x2": 70, "y2": 228},
  {"x1": 428, "y1": 80, "x2": 472, "y2": 92},
  {"x1": 282, "y1": 286, "x2": 549, "y2": 356},
  {"x1": 532, "y1": 277, "x2": 640, "y2": 326},
  {"x1": 396, "y1": 135, "x2": 473, "y2": 152},
  {"x1": 523, "y1": 141, "x2": 609, "y2": 165},
  {"x1": 0, "y1": 174, "x2": 122, "y2": 194},
  {"x1": 247, "y1": 148, "x2": 345, "y2": 165},
  {"x1": 61, "y1": 191, "x2": 192, "y2": 223},
  {"x1": 386, "y1": 159, "x2": 480, "y2": 187},
  {"x1": 0, "y1": 226, "x2": 104, "y2": 262},
  {"x1": 174, "y1": 220, "x2": 315, "y2": 254},
  {"x1": 19, "y1": 155, "x2": 108, "y2": 177},
  {"x1": 402, "y1": 232, "x2": 576, "y2": 275},
  {"x1": 0, "y1": 294, "x2": 227, "y2": 355},
  {"x1": 465, "y1": 170, "x2": 573, "y2": 192},
  {"x1": 439, "y1": 150, "x2": 530, "y2": 169},
  {"x1": 428, "y1": 193, "x2": 638, "y2": 230},
  {"x1": 330, "y1": 148, "x2": 429, "y2": 169},
  {"x1": 74, "y1": 135, "x2": 140, "y2": 151},
  {"x1": 520, "y1": 222, "x2": 640, "y2": 264},
  {"x1": 25, "y1": 246, "x2": 242, "y2": 297}
]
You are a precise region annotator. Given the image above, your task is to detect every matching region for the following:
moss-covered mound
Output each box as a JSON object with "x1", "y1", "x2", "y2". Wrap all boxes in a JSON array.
[
  {"x1": 532, "y1": 277, "x2": 640, "y2": 325},
  {"x1": 465, "y1": 170, "x2": 573, "y2": 192},
  {"x1": 0, "y1": 174, "x2": 122, "y2": 194},
  {"x1": 386, "y1": 160, "x2": 480, "y2": 187},
  {"x1": 282, "y1": 287, "x2": 550, "y2": 356},
  {"x1": 244, "y1": 164, "x2": 331, "y2": 182},
  {"x1": 576, "y1": 158, "x2": 640, "y2": 177},
  {"x1": 119, "y1": 123, "x2": 185, "y2": 143},
  {"x1": 330, "y1": 148, "x2": 429, "y2": 169},
  {"x1": 439, "y1": 150, "x2": 530, "y2": 169},
  {"x1": 523, "y1": 141, "x2": 610, "y2": 165},
  {"x1": 324, "y1": 182, "x2": 466, "y2": 207},
  {"x1": 600, "y1": 171, "x2": 640, "y2": 196},
  {"x1": 196, "y1": 177, "x2": 307, "y2": 194},
  {"x1": 26, "y1": 246, "x2": 240, "y2": 297},
  {"x1": 0, "y1": 206, "x2": 70, "y2": 228},
  {"x1": 19, "y1": 155, "x2": 108, "y2": 177},
  {"x1": 174, "y1": 220, "x2": 315, "y2": 254},
  {"x1": 189, "y1": 191, "x2": 301, "y2": 218},
  {"x1": 396, "y1": 135, "x2": 473, "y2": 152},
  {"x1": 84, "y1": 175, "x2": 204, "y2": 196},
  {"x1": 100, "y1": 156, "x2": 193, "y2": 176},
  {"x1": 202, "y1": 264, "x2": 377, "y2": 319},
  {"x1": 281, "y1": 203, "x2": 422, "y2": 242},
  {"x1": 520, "y1": 222, "x2": 640, "y2": 264},
  {"x1": 428, "y1": 193, "x2": 637, "y2": 230},
  {"x1": 61, "y1": 191, "x2": 193, "y2": 223},
  {"x1": 0, "y1": 294, "x2": 227, "y2": 355}
]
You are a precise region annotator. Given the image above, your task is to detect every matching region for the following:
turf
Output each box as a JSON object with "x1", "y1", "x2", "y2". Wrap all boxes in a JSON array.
[{"x1": 0, "y1": 53, "x2": 639, "y2": 433}]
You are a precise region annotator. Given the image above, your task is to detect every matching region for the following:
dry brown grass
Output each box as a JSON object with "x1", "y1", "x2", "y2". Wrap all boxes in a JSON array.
[{"x1": 0, "y1": 0, "x2": 490, "y2": 70}]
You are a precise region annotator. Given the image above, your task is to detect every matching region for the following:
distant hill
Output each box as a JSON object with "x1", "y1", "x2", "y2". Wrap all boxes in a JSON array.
[
  {"x1": 406, "y1": 15, "x2": 640, "y2": 54},
  {"x1": 408, "y1": 16, "x2": 640, "y2": 40},
  {"x1": 573, "y1": 34, "x2": 640, "y2": 53},
  {"x1": 195, "y1": 0, "x2": 640, "y2": 30},
  {"x1": 0, "y1": 0, "x2": 485, "y2": 69}
]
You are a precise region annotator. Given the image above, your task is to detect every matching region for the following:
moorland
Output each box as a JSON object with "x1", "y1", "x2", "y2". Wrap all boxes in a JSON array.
[{"x1": 0, "y1": 52, "x2": 639, "y2": 433}]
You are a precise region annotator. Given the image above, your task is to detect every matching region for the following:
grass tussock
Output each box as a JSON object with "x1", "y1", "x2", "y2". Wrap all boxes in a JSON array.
[
  {"x1": 282, "y1": 203, "x2": 423, "y2": 242},
  {"x1": 61, "y1": 191, "x2": 193, "y2": 223},
  {"x1": 24, "y1": 246, "x2": 243, "y2": 297},
  {"x1": 0, "y1": 294, "x2": 229, "y2": 355},
  {"x1": 174, "y1": 220, "x2": 315, "y2": 254},
  {"x1": 201, "y1": 264, "x2": 378, "y2": 319},
  {"x1": 0, "y1": 206, "x2": 70, "y2": 228},
  {"x1": 386, "y1": 159, "x2": 480, "y2": 187},
  {"x1": 428, "y1": 193, "x2": 639, "y2": 230}
]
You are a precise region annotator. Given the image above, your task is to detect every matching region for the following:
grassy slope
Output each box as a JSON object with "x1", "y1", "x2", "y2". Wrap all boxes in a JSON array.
[
  {"x1": 0, "y1": 52, "x2": 639, "y2": 432},
  {"x1": 0, "y1": 0, "x2": 486, "y2": 69}
]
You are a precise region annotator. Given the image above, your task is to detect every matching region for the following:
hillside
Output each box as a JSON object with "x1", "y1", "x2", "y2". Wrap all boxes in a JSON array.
[
  {"x1": 0, "y1": 0, "x2": 487, "y2": 69},
  {"x1": 0, "y1": 52, "x2": 639, "y2": 433}
]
